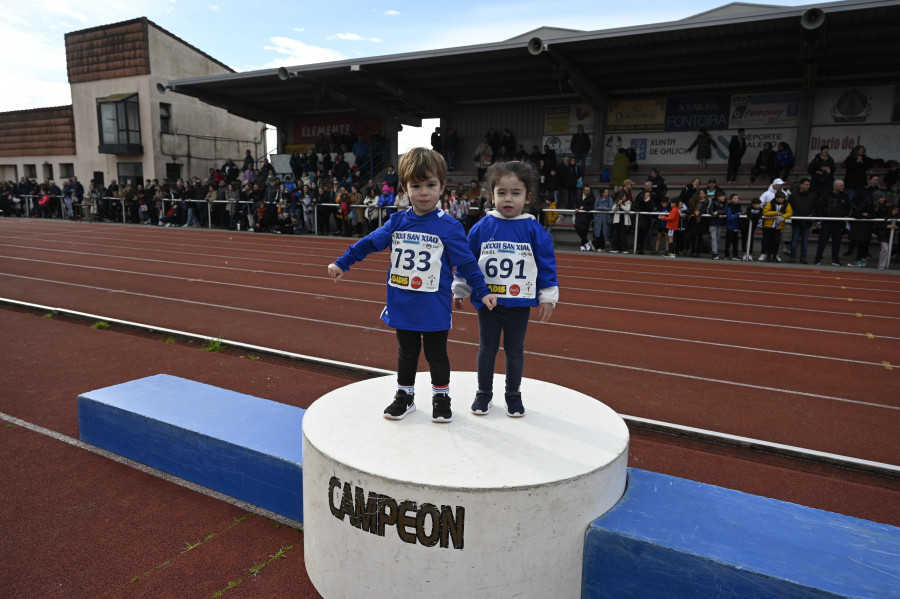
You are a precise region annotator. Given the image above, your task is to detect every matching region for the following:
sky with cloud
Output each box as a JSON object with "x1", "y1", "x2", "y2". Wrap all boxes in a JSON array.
[{"x1": 0, "y1": 0, "x2": 822, "y2": 150}]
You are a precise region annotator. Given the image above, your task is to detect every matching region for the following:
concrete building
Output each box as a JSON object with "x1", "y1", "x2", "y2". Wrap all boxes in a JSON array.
[{"x1": 0, "y1": 18, "x2": 264, "y2": 187}]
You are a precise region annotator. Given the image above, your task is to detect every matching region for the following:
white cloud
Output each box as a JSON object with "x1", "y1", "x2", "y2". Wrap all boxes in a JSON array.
[
  {"x1": 329, "y1": 33, "x2": 364, "y2": 41},
  {"x1": 209, "y1": 4, "x2": 219, "y2": 10},
  {"x1": 37, "y1": 0, "x2": 90, "y2": 23},
  {"x1": 327, "y1": 32, "x2": 383, "y2": 42},
  {"x1": 292, "y1": 27, "x2": 305, "y2": 32},
  {"x1": 0, "y1": 76, "x2": 71, "y2": 113},
  {"x1": 263, "y1": 36, "x2": 347, "y2": 67},
  {"x1": 384, "y1": 10, "x2": 400, "y2": 15}
]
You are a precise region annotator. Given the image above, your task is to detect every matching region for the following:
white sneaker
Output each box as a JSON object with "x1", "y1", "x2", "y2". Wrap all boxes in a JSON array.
[
  {"x1": 758, "y1": 254, "x2": 766, "y2": 261},
  {"x1": 775, "y1": 255, "x2": 782, "y2": 263}
]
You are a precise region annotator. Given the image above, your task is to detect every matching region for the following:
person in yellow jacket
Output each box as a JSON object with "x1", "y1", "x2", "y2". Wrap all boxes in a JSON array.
[
  {"x1": 761, "y1": 191, "x2": 793, "y2": 263},
  {"x1": 543, "y1": 196, "x2": 558, "y2": 233}
]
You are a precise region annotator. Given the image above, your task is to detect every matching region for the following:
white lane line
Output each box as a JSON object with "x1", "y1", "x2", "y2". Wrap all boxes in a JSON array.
[
  {"x1": 1, "y1": 298, "x2": 898, "y2": 477},
  {"x1": 5, "y1": 230, "x2": 900, "y2": 296},
  {"x1": 560, "y1": 275, "x2": 897, "y2": 304},
  {"x1": 2, "y1": 289, "x2": 897, "y2": 412},
  {"x1": 4, "y1": 256, "x2": 900, "y2": 343},
  {"x1": 622, "y1": 414, "x2": 900, "y2": 476},
  {"x1": 3, "y1": 231, "x2": 900, "y2": 294},
  {"x1": 0, "y1": 411, "x2": 304, "y2": 529},
  {"x1": 4, "y1": 246, "x2": 900, "y2": 333},
  {"x1": 560, "y1": 262, "x2": 900, "y2": 294},
  {"x1": 545, "y1": 320, "x2": 890, "y2": 367}
]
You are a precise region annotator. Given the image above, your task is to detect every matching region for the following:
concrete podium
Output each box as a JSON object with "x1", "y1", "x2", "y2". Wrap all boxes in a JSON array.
[{"x1": 302, "y1": 372, "x2": 629, "y2": 598}]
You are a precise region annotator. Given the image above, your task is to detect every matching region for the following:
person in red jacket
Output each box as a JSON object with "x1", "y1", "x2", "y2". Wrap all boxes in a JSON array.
[{"x1": 660, "y1": 198, "x2": 680, "y2": 257}]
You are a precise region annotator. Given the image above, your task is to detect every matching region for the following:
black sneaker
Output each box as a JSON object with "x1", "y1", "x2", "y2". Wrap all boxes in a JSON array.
[
  {"x1": 384, "y1": 390, "x2": 415, "y2": 420},
  {"x1": 432, "y1": 393, "x2": 453, "y2": 423},
  {"x1": 471, "y1": 392, "x2": 493, "y2": 415},
  {"x1": 505, "y1": 392, "x2": 525, "y2": 418}
]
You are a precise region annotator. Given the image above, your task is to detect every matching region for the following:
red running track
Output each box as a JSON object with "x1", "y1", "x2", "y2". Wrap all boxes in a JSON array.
[{"x1": 1, "y1": 218, "x2": 898, "y2": 598}]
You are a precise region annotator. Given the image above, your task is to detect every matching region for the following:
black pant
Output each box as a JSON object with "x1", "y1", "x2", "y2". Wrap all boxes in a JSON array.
[
  {"x1": 725, "y1": 230, "x2": 740, "y2": 257},
  {"x1": 727, "y1": 161, "x2": 740, "y2": 182},
  {"x1": 814, "y1": 221, "x2": 843, "y2": 262},
  {"x1": 762, "y1": 227, "x2": 782, "y2": 258},
  {"x1": 613, "y1": 222, "x2": 628, "y2": 251},
  {"x1": 396, "y1": 329, "x2": 450, "y2": 389},
  {"x1": 477, "y1": 306, "x2": 530, "y2": 395},
  {"x1": 575, "y1": 227, "x2": 590, "y2": 246}
]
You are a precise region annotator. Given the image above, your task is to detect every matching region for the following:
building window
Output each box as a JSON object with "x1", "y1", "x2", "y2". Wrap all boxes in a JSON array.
[
  {"x1": 24, "y1": 164, "x2": 37, "y2": 179},
  {"x1": 166, "y1": 163, "x2": 182, "y2": 181},
  {"x1": 160, "y1": 103, "x2": 171, "y2": 134},
  {"x1": 60, "y1": 163, "x2": 75, "y2": 179},
  {"x1": 117, "y1": 162, "x2": 144, "y2": 187},
  {"x1": 97, "y1": 93, "x2": 143, "y2": 154},
  {"x1": 42, "y1": 163, "x2": 54, "y2": 183}
]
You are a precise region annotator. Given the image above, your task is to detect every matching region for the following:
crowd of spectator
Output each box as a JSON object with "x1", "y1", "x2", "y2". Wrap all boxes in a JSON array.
[
  {"x1": 2, "y1": 131, "x2": 898, "y2": 268},
  {"x1": 548, "y1": 143, "x2": 899, "y2": 269}
]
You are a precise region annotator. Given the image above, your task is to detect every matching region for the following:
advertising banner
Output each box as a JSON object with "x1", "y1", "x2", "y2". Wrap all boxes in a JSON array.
[
  {"x1": 291, "y1": 115, "x2": 383, "y2": 144},
  {"x1": 603, "y1": 129, "x2": 797, "y2": 166},
  {"x1": 805, "y1": 125, "x2": 900, "y2": 164},
  {"x1": 544, "y1": 104, "x2": 594, "y2": 134},
  {"x1": 542, "y1": 135, "x2": 592, "y2": 167},
  {"x1": 664, "y1": 96, "x2": 730, "y2": 131},
  {"x1": 812, "y1": 86, "x2": 895, "y2": 125},
  {"x1": 728, "y1": 93, "x2": 800, "y2": 128},
  {"x1": 606, "y1": 98, "x2": 666, "y2": 132}
]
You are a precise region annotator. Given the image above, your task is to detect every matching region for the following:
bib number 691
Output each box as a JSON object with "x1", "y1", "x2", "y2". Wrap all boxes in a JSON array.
[{"x1": 484, "y1": 257, "x2": 526, "y2": 279}]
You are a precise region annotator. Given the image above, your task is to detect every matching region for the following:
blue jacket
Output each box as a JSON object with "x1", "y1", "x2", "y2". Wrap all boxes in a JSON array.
[
  {"x1": 334, "y1": 207, "x2": 490, "y2": 332},
  {"x1": 453, "y1": 211, "x2": 559, "y2": 310},
  {"x1": 725, "y1": 204, "x2": 742, "y2": 231}
]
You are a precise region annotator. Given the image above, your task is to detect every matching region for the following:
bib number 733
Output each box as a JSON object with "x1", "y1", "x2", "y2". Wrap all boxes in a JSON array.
[
  {"x1": 393, "y1": 248, "x2": 431, "y2": 271},
  {"x1": 389, "y1": 233, "x2": 444, "y2": 292}
]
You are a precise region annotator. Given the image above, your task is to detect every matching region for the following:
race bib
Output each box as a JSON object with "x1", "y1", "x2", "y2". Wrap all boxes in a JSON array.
[
  {"x1": 478, "y1": 241, "x2": 538, "y2": 299},
  {"x1": 388, "y1": 231, "x2": 444, "y2": 292}
]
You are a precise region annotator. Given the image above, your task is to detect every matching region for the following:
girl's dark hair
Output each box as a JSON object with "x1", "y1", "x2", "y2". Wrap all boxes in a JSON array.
[{"x1": 484, "y1": 161, "x2": 539, "y2": 201}]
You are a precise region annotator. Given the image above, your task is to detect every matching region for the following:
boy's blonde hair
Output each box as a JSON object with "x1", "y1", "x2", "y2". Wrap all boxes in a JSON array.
[{"x1": 397, "y1": 147, "x2": 447, "y2": 189}]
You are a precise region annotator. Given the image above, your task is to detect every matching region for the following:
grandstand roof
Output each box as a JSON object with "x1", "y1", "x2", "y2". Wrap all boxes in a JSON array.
[{"x1": 162, "y1": 0, "x2": 900, "y2": 127}]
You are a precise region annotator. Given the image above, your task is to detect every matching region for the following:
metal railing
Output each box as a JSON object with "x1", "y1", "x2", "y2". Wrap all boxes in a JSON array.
[
  {"x1": 5, "y1": 195, "x2": 896, "y2": 268},
  {"x1": 546, "y1": 209, "x2": 898, "y2": 267}
]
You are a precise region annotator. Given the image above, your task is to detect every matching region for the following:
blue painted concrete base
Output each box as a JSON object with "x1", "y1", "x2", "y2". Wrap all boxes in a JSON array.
[
  {"x1": 583, "y1": 468, "x2": 900, "y2": 599},
  {"x1": 77, "y1": 374, "x2": 305, "y2": 521}
]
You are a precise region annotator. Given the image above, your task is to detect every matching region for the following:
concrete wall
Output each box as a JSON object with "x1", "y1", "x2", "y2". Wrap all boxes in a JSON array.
[
  {"x1": 0, "y1": 155, "x2": 78, "y2": 186},
  {"x1": 2, "y1": 22, "x2": 263, "y2": 187},
  {"x1": 147, "y1": 26, "x2": 264, "y2": 182}
]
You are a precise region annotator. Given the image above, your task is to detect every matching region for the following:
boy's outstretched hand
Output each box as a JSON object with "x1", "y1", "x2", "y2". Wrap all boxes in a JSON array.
[
  {"x1": 327, "y1": 263, "x2": 344, "y2": 282},
  {"x1": 482, "y1": 294, "x2": 498, "y2": 310},
  {"x1": 537, "y1": 302, "x2": 554, "y2": 322}
]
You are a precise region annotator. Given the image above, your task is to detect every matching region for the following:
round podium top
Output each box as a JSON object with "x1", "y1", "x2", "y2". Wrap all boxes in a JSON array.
[{"x1": 303, "y1": 372, "x2": 629, "y2": 490}]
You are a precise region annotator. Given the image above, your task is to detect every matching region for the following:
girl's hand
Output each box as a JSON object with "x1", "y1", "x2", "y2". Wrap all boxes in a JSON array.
[
  {"x1": 453, "y1": 298, "x2": 465, "y2": 310},
  {"x1": 327, "y1": 263, "x2": 344, "y2": 282},
  {"x1": 537, "y1": 302, "x2": 554, "y2": 322},
  {"x1": 482, "y1": 294, "x2": 498, "y2": 310}
]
